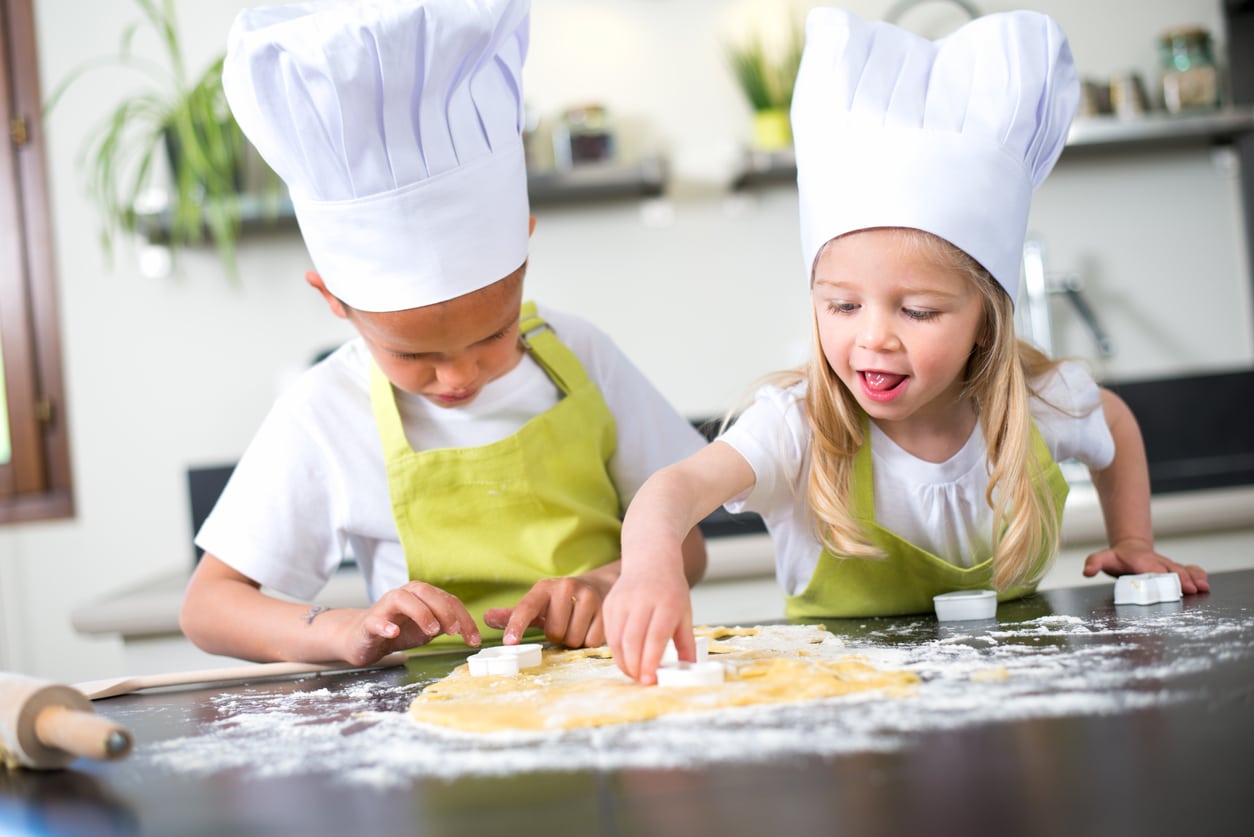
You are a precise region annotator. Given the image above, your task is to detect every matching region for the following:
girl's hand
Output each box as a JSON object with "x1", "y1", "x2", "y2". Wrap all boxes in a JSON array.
[
  {"x1": 603, "y1": 564, "x2": 694, "y2": 685},
  {"x1": 1082, "y1": 539, "x2": 1210, "y2": 595},
  {"x1": 341, "y1": 581, "x2": 481, "y2": 666},
  {"x1": 484, "y1": 567, "x2": 618, "y2": 648}
]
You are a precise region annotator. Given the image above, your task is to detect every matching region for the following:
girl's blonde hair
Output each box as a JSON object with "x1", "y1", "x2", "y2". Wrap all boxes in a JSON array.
[{"x1": 794, "y1": 228, "x2": 1063, "y2": 590}]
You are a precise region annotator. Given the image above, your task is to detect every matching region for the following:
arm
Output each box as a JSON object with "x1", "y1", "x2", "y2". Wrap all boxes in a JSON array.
[
  {"x1": 1082, "y1": 389, "x2": 1209, "y2": 594},
  {"x1": 180, "y1": 554, "x2": 480, "y2": 665},
  {"x1": 484, "y1": 522, "x2": 708, "y2": 649},
  {"x1": 604, "y1": 441, "x2": 756, "y2": 684}
]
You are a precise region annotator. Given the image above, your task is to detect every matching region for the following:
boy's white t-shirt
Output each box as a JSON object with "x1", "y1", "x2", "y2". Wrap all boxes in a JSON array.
[
  {"x1": 196, "y1": 304, "x2": 705, "y2": 602},
  {"x1": 719, "y1": 362, "x2": 1116, "y2": 595}
]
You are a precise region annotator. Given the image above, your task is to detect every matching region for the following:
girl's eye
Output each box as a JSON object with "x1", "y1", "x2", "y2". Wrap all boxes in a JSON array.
[
  {"x1": 825, "y1": 301, "x2": 858, "y2": 315},
  {"x1": 903, "y1": 308, "x2": 937, "y2": 321}
]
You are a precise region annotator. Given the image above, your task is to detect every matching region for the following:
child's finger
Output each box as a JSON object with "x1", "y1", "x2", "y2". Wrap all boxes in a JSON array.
[
  {"x1": 559, "y1": 592, "x2": 597, "y2": 648},
  {"x1": 388, "y1": 592, "x2": 441, "y2": 637},
  {"x1": 639, "y1": 619, "x2": 676, "y2": 686},
  {"x1": 671, "y1": 621, "x2": 697, "y2": 663},
  {"x1": 366, "y1": 618, "x2": 401, "y2": 640},
  {"x1": 482, "y1": 608, "x2": 512, "y2": 630},
  {"x1": 638, "y1": 639, "x2": 664, "y2": 685},
  {"x1": 613, "y1": 612, "x2": 649, "y2": 681},
  {"x1": 422, "y1": 590, "x2": 481, "y2": 646},
  {"x1": 584, "y1": 612, "x2": 606, "y2": 649},
  {"x1": 1176, "y1": 563, "x2": 1209, "y2": 594},
  {"x1": 502, "y1": 590, "x2": 548, "y2": 645}
]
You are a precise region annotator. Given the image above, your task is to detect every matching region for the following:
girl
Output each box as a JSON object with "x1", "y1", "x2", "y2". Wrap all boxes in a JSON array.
[{"x1": 605, "y1": 8, "x2": 1209, "y2": 683}]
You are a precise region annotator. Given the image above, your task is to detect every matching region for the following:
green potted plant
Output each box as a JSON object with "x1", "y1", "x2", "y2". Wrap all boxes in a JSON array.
[
  {"x1": 44, "y1": 0, "x2": 276, "y2": 279},
  {"x1": 726, "y1": 20, "x2": 804, "y2": 151}
]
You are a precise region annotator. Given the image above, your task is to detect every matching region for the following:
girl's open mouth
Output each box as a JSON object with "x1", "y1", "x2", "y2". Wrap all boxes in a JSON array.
[{"x1": 859, "y1": 370, "x2": 908, "y2": 402}]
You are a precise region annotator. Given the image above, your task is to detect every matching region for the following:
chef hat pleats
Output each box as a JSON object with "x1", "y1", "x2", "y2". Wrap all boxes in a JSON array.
[
  {"x1": 224, "y1": 0, "x2": 531, "y2": 312},
  {"x1": 792, "y1": 9, "x2": 1078, "y2": 304}
]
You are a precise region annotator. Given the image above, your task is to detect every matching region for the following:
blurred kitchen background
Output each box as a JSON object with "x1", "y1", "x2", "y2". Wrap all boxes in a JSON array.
[{"x1": 2, "y1": 0, "x2": 1252, "y2": 683}]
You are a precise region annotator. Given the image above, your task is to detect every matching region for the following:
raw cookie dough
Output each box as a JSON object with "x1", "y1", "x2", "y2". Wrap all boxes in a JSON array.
[{"x1": 409, "y1": 625, "x2": 919, "y2": 733}]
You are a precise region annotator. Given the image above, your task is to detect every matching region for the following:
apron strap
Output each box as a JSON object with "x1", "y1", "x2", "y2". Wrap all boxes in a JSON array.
[
  {"x1": 372, "y1": 301, "x2": 596, "y2": 459},
  {"x1": 370, "y1": 359, "x2": 411, "y2": 461},
  {"x1": 517, "y1": 301, "x2": 592, "y2": 397},
  {"x1": 851, "y1": 413, "x2": 1057, "y2": 525}
]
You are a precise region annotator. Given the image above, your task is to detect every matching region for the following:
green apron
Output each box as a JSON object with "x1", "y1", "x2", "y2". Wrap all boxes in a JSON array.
[
  {"x1": 785, "y1": 421, "x2": 1069, "y2": 619},
  {"x1": 370, "y1": 302, "x2": 622, "y2": 642}
]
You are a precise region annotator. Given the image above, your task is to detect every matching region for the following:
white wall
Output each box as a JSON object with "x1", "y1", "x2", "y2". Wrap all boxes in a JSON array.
[{"x1": 0, "y1": 0, "x2": 1247, "y2": 682}]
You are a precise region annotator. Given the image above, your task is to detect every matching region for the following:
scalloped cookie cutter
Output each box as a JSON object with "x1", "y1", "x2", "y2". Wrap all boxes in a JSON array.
[
  {"x1": 466, "y1": 643, "x2": 543, "y2": 677},
  {"x1": 656, "y1": 660, "x2": 725, "y2": 687},
  {"x1": 1113, "y1": 572, "x2": 1182, "y2": 605},
  {"x1": 661, "y1": 635, "x2": 710, "y2": 665}
]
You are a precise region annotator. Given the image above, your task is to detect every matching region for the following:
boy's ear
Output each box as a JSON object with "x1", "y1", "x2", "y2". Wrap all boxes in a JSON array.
[
  {"x1": 306, "y1": 270, "x2": 349, "y2": 320},
  {"x1": 528, "y1": 215, "x2": 536, "y2": 236}
]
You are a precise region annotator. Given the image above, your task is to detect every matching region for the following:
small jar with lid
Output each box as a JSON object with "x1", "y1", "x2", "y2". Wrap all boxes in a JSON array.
[{"x1": 1158, "y1": 26, "x2": 1220, "y2": 113}]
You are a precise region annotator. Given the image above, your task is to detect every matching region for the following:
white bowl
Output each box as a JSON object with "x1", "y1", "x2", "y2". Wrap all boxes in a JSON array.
[{"x1": 933, "y1": 589, "x2": 998, "y2": 622}]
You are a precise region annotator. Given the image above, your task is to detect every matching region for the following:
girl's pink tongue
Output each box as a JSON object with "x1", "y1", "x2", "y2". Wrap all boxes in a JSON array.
[{"x1": 863, "y1": 371, "x2": 906, "y2": 392}]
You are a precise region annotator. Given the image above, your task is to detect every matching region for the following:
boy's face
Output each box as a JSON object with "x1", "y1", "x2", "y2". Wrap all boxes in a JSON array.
[{"x1": 312, "y1": 267, "x2": 526, "y2": 409}]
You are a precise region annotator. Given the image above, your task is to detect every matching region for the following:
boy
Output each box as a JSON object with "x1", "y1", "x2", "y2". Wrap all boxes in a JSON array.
[{"x1": 180, "y1": 0, "x2": 706, "y2": 666}]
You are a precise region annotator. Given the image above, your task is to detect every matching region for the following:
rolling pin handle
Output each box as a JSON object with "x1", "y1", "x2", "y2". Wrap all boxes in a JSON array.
[{"x1": 34, "y1": 705, "x2": 134, "y2": 763}]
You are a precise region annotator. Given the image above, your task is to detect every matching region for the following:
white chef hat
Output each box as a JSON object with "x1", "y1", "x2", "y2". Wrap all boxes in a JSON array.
[
  {"x1": 792, "y1": 9, "x2": 1078, "y2": 304},
  {"x1": 223, "y1": 0, "x2": 531, "y2": 312}
]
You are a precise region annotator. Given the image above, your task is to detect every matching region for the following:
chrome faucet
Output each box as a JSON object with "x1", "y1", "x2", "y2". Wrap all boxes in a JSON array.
[
  {"x1": 884, "y1": 0, "x2": 981, "y2": 25},
  {"x1": 1019, "y1": 238, "x2": 1115, "y2": 358}
]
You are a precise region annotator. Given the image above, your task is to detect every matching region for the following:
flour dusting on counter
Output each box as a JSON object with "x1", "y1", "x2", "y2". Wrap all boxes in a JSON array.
[{"x1": 126, "y1": 607, "x2": 1254, "y2": 786}]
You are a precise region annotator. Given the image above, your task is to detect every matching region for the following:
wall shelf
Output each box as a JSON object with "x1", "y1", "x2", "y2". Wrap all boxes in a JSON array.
[
  {"x1": 133, "y1": 157, "x2": 669, "y2": 244},
  {"x1": 1065, "y1": 106, "x2": 1254, "y2": 152},
  {"x1": 527, "y1": 157, "x2": 667, "y2": 205},
  {"x1": 730, "y1": 148, "x2": 797, "y2": 191},
  {"x1": 730, "y1": 105, "x2": 1254, "y2": 190},
  {"x1": 133, "y1": 191, "x2": 296, "y2": 244}
]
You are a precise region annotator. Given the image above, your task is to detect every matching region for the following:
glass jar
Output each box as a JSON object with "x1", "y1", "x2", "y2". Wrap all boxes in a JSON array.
[{"x1": 1158, "y1": 27, "x2": 1219, "y2": 113}]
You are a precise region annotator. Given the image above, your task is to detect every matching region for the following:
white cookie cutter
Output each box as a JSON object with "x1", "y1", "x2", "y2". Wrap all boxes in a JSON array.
[
  {"x1": 656, "y1": 660, "x2": 725, "y2": 687},
  {"x1": 466, "y1": 643, "x2": 543, "y2": 677},
  {"x1": 660, "y1": 635, "x2": 710, "y2": 665},
  {"x1": 1113, "y1": 572, "x2": 1182, "y2": 605},
  {"x1": 933, "y1": 589, "x2": 998, "y2": 622}
]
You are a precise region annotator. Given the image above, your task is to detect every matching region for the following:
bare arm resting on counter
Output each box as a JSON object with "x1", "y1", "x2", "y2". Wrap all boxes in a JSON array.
[
  {"x1": 1082, "y1": 389, "x2": 1210, "y2": 593},
  {"x1": 180, "y1": 554, "x2": 481, "y2": 666},
  {"x1": 181, "y1": 532, "x2": 706, "y2": 667}
]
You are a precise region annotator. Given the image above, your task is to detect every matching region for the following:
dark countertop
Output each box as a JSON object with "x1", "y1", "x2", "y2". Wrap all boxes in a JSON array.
[{"x1": 7, "y1": 571, "x2": 1254, "y2": 837}]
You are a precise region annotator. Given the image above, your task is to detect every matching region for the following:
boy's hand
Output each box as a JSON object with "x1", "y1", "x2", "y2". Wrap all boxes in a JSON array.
[
  {"x1": 602, "y1": 565, "x2": 694, "y2": 686},
  {"x1": 484, "y1": 569, "x2": 618, "y2": 649},
  {"x1": 1083, "y1": 539, "x2": 1210, "y2": 595},
  {"x1": 343, "y1": 581, "x2": 480, "y2": 666}
]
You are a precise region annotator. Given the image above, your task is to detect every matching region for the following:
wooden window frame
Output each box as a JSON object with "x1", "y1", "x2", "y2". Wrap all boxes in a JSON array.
[{"x1": 0, "y1": 0, "x2": 72, "y2": 523}]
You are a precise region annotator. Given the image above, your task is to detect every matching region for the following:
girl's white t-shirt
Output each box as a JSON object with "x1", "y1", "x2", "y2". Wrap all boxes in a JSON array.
[
  {"x1": 196, "y1": 304, "x2": 705, "y2": 603},
  {"x1": 719, "y1": 362, "x2": 1115, "y2": 595}
]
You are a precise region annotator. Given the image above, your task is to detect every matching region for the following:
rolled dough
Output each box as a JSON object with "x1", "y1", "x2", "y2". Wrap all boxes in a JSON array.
[{"x1": 408, "y1": 625, "x2": 919, "y2": 733}]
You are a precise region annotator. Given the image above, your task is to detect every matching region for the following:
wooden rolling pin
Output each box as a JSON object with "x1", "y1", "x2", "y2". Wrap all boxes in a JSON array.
[{"x1": 1, "y1": 673, "x2": 133, "y2": 770}]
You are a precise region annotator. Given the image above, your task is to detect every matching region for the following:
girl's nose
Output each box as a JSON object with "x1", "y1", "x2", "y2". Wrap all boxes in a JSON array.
[{"x1": 857, "y1": 310, "x2": 899, "y2": 352}]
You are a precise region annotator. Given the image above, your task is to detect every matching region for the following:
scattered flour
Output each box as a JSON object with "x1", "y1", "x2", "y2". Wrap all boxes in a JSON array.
[{"x1": 126, "y1": 609, "x2": 1254, "y2": 787}]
